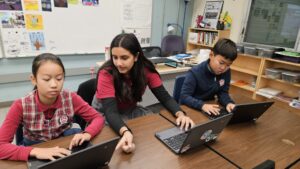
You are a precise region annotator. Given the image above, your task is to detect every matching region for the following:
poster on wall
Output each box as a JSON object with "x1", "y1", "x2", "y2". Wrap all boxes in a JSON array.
[
  {"x1": 202, "y1": 0, "x2": 223, "y2": 29},
  {"x1": 0, "y1": 29, "x2": 31, "y2": 57},
  {"x1": 82, "y1": 0, "x2": 98, "y2": 6},
  {"x1": 0, "y1": 12, "x2": 31, "y2": 57},
  {"x1": 0, "y1": 12, "x2": 25, "y2": 28},
  {"x1": 123, "y1": 28, "x2": 151, "y2": 47},
  {"x1": 0, "y1": 0, "x2": 23, "y2": 10},
  {"x1": 25, "y1": 14, "x2": 44, "y2": 30},
  {"x1": 24, "y1": 0, "x2": 39, "y2": 11},
  {"x1": 41, "y1": 0, "x2": 52, "y2": 11},
  {"x1": 29, "y1": 32, "x2": 46, "y2": 51},
  {"x1": 121, "y1": 0, "x2": 152, "y2": 28},
  {"x1": 54, "y1": 0, "x2": 68, "y2": 8},
  {"x1": 68, "y1": 0, "x2": 79, "y2": 5}
]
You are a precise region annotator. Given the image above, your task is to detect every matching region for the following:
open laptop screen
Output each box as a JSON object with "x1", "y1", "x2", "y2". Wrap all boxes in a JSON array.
[{"x1": 27, "y1": 137, "x2": 119, "y2": 169}]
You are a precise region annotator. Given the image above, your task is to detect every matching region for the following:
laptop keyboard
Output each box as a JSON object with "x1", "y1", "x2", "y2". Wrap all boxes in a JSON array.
[
  {"x1": 71, "y1": 141, "x2": 92, "y2": 153},
  {"x1": 205, "y1": 109, "x2": 230, "y2": 120},
  {"x1": 163, "y1": 133, "x2": 188, "y2": 151}
]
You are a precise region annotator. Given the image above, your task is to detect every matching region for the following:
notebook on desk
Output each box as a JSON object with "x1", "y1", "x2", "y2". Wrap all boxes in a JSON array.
[
  {"x1": 27, "y1": 137, "x2": 119, "y2": 169},
  {"x1": 204, "y1": 101, "x2": 274, "y2": 124},
  {"x1": 155, "y1": 113, "x2": 232, "y2": 154}
]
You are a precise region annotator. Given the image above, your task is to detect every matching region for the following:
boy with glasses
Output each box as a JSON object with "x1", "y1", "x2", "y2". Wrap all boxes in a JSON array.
[{"x1": 180, "y1": 38, "x2": 237, "y2": 116}]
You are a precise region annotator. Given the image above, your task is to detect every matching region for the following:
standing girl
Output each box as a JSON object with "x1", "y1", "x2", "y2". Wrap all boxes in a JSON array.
[
  {"x1": 0, "y1": 53, "x2": 104, "y2": 161},
  {"x1": 93, "y1": 33, "x2": 194, "y2": 153}
]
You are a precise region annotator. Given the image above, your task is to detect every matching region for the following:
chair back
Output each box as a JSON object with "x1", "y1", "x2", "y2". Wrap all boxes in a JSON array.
[
  {"x1": 173, "y1": 75, "x2": 186, "y2": 102},
  {"x1": 142, "y1": 46, "x2": 162, "y2": 58},
  {"x1": 161, "y1": 35, "x2": 185, "y2": 57},
  {"x1": 15, "y1": 124, "x2": 24, "y2": 145},
  {"x1": 77, "y1": 78, "x2": 97, "y2": 105},
  {"x1": 75, "y1": 78, "x2": 97, "y2": 129}
]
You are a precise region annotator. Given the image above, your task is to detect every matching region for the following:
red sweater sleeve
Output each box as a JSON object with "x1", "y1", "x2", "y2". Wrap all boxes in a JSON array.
[
  {"x1": 72, "y1": 92, "x2": 104, "y2": 138},
  {"x1": 95, "y1": 69, "x2": 115, "y2": 99},
  {"x1": 0, "y1": 100, "x2": 33, "y2": 161},
  {"x1": 146, "y1": 69, "x2": 162, "y2": 88}
]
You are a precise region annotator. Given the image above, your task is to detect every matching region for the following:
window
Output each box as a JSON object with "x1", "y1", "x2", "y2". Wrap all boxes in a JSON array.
[{"x1": 243, "y1": 0, "x2": 300, "y2": 51}]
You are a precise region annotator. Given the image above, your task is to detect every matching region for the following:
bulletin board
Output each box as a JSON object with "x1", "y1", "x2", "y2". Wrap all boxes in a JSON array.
[{"x1": 0, "y1": 0, "x2": 152, "y2": 58}]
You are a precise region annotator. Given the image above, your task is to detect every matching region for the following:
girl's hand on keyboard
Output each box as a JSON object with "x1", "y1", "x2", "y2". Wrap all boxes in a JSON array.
[
  {"x1": 175, "y1": 111, "x2": 195, "y2": 131},
  {"x1": 202, "y1": 104, "x2": 220, "y2": 115},
  {"x1": 226, "y1": 103, "x2": 235, "y2": 113}
]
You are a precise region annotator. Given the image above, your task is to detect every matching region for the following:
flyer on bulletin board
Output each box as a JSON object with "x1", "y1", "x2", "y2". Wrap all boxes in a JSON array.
[
  {"x1": 68, "y1": 0, "x2": 79, "y2": 5},
  {"x1": 0, "y1": 12, "x2": 25, "y2": 28},
  {"x1": 24, "y1": 0, "x2": 39, "y2": 11},
  {"x1": 25, "y1": 14, "x2": 44, "y2": 30},
  {"x1": 0, "y1": 0, "x2": 23, "y2": 10},
  {"x1": 29, "y1": 32, "x2": 46, "y2": 51}
]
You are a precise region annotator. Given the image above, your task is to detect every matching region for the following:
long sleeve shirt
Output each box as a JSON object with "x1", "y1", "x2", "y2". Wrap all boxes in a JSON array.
[
  {"x1": 0, "y1": 92, "x2": 104, "y2": 161},
  {"x1": 95, "y1": 68, "x2": 182, "y2": 134},
  {"x1": 180, "y1": 59, "x2": 234, "y2": 110}
]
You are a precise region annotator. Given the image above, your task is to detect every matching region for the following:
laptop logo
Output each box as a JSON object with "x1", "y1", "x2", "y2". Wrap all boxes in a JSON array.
[{"x1": 200, "y1": 130, "x2": 218, "y2": 142}]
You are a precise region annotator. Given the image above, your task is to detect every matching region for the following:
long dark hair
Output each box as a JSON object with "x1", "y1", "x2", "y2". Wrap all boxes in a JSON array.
[
  {"x1": 32, "y1": 53, "x2": 65, "y2": 89},
  {"x1": 96, "y1": 33, "x2": 158, "y2": 102}
]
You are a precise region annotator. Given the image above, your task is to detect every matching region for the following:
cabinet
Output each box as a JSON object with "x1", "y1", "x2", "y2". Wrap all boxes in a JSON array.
[
  {"x1": 230, "y1": 54, "x2": 300, "y2": 107},
  {"x1": 186, "y1": 28, "x2": 230, "y2": 51}
]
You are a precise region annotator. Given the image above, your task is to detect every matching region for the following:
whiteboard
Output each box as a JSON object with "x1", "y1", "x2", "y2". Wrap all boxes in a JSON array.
[{"x1": 0, "y1": 0, "x2": 152, "y2": 58}]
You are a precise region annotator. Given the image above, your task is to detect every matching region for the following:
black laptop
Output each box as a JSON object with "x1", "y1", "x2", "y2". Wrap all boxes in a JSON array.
[
  {"x1": 155, "y1": 113, "x2": 232, "y2": 154},
  {"x1": 205, "y1": 101, "x2": 274, "y2": 124},
  {"x1": 27, "y1": 137, "x2": 119, "y2": 169}
]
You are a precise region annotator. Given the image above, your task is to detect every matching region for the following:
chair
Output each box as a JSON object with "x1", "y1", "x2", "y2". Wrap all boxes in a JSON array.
[
  {"x1": 161, "y1": 35, "x2": 185, "y2": 57},
  {"x1": 15, "y1": 78, "x2": 97, "y2": 145},
  {"x1": 173, "y1": 75, "x2": 186, "y2": 103},
  {"x1": 75, "y1": 78, "x2": 97, "y2": 130},
  {"x1": 141, "y1": 46, "x2": 162, "y2": 58},
  {"x1": 77, "y1": 78, "x2": 97, "y2": 106}
]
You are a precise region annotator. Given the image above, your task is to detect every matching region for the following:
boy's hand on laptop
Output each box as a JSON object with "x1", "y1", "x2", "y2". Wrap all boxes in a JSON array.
[
  {"x1": 175, "y1": 111, "x2": 195, "y2": 131},
  {"x1": 202, "y1": 104, "x2": 220, "y2": 115},
  {"x1": 116, "y1": 129, "x2": 135, "y2": 153},
  {"x1": 30, "y1": 147, "x2": 71, "y2": 161},
  {"x1": 69, "y1": 132, "x2": 91, "y2": 150},
  {"x1": 226, "y1": 103, "x2": 235, "y2": 113}
]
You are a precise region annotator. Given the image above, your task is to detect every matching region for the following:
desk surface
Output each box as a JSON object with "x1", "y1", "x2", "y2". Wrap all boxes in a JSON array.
[
  {"x1": 96, "y1": 61, "x2": 191, "y2": 75},
  {"x1": 0, "y1": 114, "x2": 237, "y2": 169},
  {"x1": 160, "y1": 95, "x2": 300, "y2": 169}
]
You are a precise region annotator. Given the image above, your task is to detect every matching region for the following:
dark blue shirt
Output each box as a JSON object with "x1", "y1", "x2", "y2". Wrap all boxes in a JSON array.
[{"x1": 180, "y1": 59, "x2": 234, "y2": 110}]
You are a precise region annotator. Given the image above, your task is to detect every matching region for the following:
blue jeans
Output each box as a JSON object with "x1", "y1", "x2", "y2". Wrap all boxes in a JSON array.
[{"x1": 22, "y1": 128, "x2": 82, "y2": 146}]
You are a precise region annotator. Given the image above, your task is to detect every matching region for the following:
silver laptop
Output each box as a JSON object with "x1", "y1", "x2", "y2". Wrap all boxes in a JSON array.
[
  {"x1": 27, "y1": 137, "x2": 119, "y2": 169},
  {"x1": 205, "y1": 101, "x2": 274, "y2": 124},
  {"x1": 155, "y1": 113, "x2": 232, "y2": 154}
]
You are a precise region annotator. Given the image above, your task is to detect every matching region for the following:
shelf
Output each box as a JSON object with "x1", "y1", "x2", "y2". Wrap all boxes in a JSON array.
[
  {"x1": 189, "y1": 27, "x2": 231, "y2": 33},
  {"x1": 261, "y1": 75, "x2": 300, "y2": 87},
  {"x1": 187, "y1": 27, "x2": 230, "y2": 51},
  {"x1": 231, "y1": 83, "x2": 255, "y2": 92},
  {"x1": 187, "y1": 42, "x2": 213, "y2": 48},
  {"x1": 265, "y1": 58, "x2": 300, "y2": 67},
  {"x1": 231, "y1": 65, "x2": 258, "y2": 76},
  {"x1": 238, "y1": 53, "x2": 263, "y2": 60}
]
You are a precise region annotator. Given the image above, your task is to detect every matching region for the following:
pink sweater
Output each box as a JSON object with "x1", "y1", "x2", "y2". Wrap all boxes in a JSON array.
[{"x1": 0, "y1": 92, "x2": 104, "y2": 161}]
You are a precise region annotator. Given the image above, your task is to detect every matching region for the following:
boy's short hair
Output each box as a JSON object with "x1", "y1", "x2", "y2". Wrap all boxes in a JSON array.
[{"x1": 212, "y1": 38, "x2": 237, "y2": 61}]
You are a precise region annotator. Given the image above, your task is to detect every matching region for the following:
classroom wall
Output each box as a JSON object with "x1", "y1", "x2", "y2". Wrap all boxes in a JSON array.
[
  {"x1": 0, "y1": 0, "x2": 193, "y2": 105},
  {"x1": 191, "y1": 0, "x2": 250, "y2": 42}
]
